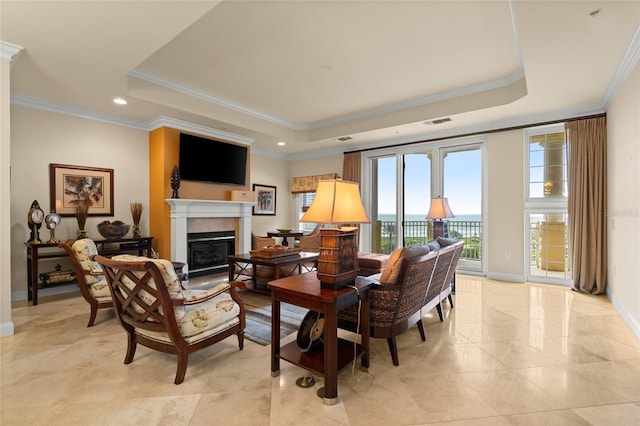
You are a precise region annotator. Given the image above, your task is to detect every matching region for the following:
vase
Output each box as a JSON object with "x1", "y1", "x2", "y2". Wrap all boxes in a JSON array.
[
  {"x1": 132, "y1": 225, "x2": 141, "y2": 238},
  {"x1": 77, "y1": 229, "x2": 88, "y2": 239}
]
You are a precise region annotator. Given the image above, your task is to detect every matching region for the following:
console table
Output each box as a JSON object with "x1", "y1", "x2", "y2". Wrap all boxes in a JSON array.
[
  {"x1": 25, "y1": 237, "x2": 153, "y2": 305},
  {"x1": 268, "y1": 273, "x2": 373, "y2": 405}
]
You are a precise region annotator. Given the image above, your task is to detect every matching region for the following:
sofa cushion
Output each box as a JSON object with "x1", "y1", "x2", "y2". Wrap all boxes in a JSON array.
[
  {"x1": 427, "y1": 240, "x2": 441, "y2": 251},
  {"x1": 379, "y1": 243, "x2": 431, "y2": 284}
]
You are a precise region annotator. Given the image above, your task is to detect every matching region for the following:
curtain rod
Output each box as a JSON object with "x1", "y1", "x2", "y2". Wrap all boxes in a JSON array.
[{"x1": 344, "y1": 113, "x2": 607, "y2": 154}]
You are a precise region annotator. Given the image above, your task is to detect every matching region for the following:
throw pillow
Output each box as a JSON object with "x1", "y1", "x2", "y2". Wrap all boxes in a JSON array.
[
  {"x1": 378, "y1": 243, "x2": 431, "y2": 284},
  {"x1": 427, "y1": 240, "x2": 441, "y2": 251},
  {"x1": 436, "y1": 236, "x2": 459, "y2": 247}
]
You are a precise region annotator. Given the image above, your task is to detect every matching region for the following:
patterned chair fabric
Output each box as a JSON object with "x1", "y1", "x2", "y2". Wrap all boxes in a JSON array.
[
  {"x1": 58, "y1": 239, "x2": 112, "y2": 327},
  {"x1": 94, "y1": 254, "x2": 246, "y2": 384}
]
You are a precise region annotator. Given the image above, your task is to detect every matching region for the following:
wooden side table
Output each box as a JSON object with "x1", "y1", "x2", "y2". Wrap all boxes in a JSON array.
[{"x1": 268, "y1": 272, "x2": 373, "y2": 405}]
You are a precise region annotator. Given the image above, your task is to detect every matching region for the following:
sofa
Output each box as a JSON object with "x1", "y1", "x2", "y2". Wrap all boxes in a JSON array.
[{"x1": 339, "y1": 237, "x2": 464, "y2": 365}]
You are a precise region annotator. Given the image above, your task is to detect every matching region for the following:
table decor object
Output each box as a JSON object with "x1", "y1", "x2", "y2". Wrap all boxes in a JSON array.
[
  {"x1": 97, "y1": 220, "x2": 130, "y2": 239},
  {"x1": 44, "y1": 210, "x2": 61, "y2": 243},
  {"x1": 27, "y1": 200, "x2": 45, "y2": 244},
  {"x1": 74, "y1": 201, "x2": 90, "y2": 239},
  {"x1": 130, "y1": 202, "x2": 143, "y2": 237}
]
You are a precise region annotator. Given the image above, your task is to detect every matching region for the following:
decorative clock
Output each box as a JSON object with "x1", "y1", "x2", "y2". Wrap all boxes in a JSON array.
[
  {"x1": 27, "y1": 200, "x2": 45, "y2": 244},
  {"x1": 45, "y1": 210, "x2": 62, "y2": 243}
]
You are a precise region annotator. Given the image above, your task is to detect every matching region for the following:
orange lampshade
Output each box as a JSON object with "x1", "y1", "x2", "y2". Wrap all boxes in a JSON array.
[
  {"x1": 426, "y1": 197, "x2": 455, "y2": 220},
  {"x1": 301, "y1": 179, "x2": 370, "y2": 225}
]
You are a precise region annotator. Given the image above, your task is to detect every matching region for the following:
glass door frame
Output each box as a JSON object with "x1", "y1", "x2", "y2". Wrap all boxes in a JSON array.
[{"x1": 361, "y1": 136, "x2": 487, "y2": 275}]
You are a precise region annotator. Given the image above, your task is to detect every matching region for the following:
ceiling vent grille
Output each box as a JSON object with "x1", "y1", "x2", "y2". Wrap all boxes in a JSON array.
[{"x1": 424, "y1": 117, "x2": 452, "y2": 126}]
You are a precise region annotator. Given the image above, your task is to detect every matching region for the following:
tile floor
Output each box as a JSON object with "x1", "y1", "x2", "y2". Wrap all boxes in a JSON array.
[{"x1": 2, "y1": 275, "x2": 639, "y2": 425}]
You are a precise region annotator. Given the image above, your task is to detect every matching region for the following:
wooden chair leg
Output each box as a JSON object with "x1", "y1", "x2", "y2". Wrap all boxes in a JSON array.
[
  {"x1": 416, "y1": 319, "x2": 426, "y2": 341},
  {"x1": 237, "y1": 331, "x2": 244, "y2": 350},
  {"x1": 387, "y1": 337, "x2": 399, "y2": 366},
  {"x1": 175, "y1": 352, "x2": 189, "y2": 385},
  {"x1": 87, "y1": 303, "x2": 98, "y2": 327},
  {"x1": 124, "y1": 333, "x2": 137, "y2": 364},
  {"x1": 436, "y1": 303, "x2": 444, "y2": 321}
]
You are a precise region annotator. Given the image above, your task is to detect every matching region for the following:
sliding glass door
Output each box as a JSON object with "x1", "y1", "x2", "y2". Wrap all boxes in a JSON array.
[{"x1": 364, "y1": 138, "x2": 484, "y2": 274}]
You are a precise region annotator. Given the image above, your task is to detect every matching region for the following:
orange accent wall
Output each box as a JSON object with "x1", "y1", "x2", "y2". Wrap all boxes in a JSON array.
[{"x1": 148, "y1": 127, "x2": 250, "y2": 260}]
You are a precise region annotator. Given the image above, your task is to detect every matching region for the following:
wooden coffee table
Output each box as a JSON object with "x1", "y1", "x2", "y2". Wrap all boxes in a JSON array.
[
  {"x1": 227, "y1": 251, "x2": 318, "y2": 294},
  {"x1": 268, "y1": 273, "x2": 373, "y2": 405}
]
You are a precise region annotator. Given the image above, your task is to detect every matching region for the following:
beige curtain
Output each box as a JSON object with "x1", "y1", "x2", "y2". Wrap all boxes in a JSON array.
[
  {"x1": 342, "y1": 151, "x2": 361, "y2": 184},
  {"x1": 566, "y1": 117, "x2": 607, "y2": 294},
  {"x1": 290, "y1": 173, "x2": 339, "y2": 194}
]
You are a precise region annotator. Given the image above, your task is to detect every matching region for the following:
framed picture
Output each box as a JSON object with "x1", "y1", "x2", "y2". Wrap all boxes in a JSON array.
[
  {"x1": 49, "y1": 163, "x2": 114, "y2": 217},
  {"x1": 252, "y1": 184, "x2": 276, "y2": 216}
]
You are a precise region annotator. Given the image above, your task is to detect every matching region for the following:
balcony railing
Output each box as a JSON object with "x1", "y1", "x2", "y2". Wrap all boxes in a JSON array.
[{"x1": 372, "y1": 220, "x2": 482, "y2": 266}]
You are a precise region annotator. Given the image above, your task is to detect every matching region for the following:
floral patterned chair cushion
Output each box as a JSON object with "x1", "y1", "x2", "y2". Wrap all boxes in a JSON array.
[
  {"x1": 71, "y1": 239, "x2": 111, "y2": 301},
  {"x1": 111, "y1": 255, "x2": 241, "y2": 343}
]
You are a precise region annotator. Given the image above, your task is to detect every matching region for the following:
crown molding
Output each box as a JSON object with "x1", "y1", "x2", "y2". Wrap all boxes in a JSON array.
[
  {"x1": 130, "y1": 67, "x2": 526, "y2": 132},
  {"x1": 600, "y1": 25, "x2": 640, "y2": 110},
  {"x1": 10, "y1": 93, "x2": 254, "y2": 145},
  {"x1": 147, "y1": 116, "x2": 255, "y2": 145},
  {"x1": 0, "y1": 41, "x2": 24, "y2": 61},
  {"x1": 129, "y1": 69, "x2": 307, "y2": 131},
  {"x1": 11, "y1": 93, "x2": 148, "y2": 130}
]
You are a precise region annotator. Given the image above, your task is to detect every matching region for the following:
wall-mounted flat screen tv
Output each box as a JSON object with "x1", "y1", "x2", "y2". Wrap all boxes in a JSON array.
[{"x1": 179, "y1": 133, "x2": 248, "y2": 186}]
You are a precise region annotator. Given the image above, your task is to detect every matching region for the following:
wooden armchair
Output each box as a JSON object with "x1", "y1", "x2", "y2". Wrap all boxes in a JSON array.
[
  {"x1": 94, "y1": 254, "x2": 246, "y2": 384},
  {"x1": 58, "y1": 239, "x2": 112, "y2": 327},
  {"x1": 338, "y1": 251, "x2": 438, "y2": 366}
]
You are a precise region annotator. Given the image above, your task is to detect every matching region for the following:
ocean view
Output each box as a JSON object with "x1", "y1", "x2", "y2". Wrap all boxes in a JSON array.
[{"x1": 377, "y1": 214, "x2": 481, "y2": 222}]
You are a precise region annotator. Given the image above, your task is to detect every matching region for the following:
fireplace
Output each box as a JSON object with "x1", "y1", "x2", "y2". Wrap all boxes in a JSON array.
[{"x1": 187, "y1": 231, "x2": 235, "y2": 277}]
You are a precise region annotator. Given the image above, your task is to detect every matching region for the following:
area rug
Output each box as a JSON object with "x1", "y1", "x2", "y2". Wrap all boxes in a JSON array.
[{"x1": 239, "y1": 291, "x2": 308, "y2": 346}]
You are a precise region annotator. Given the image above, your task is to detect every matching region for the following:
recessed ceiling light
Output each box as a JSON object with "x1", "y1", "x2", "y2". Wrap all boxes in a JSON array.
[
  {"x1": 113, "y1": 97, "x2": 127, "y2": 105},
  {"x1": 277, "y1": 141, "x2": 286, "y2": 146},
  {"x1": 334, "y1": 136, "x2": 353, "y2": 142}
]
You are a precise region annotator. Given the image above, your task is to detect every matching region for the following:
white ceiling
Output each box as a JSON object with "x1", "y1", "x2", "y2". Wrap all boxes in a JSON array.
[{"x1": 2, "y1": 1, "x2": 639, "y2": 157}]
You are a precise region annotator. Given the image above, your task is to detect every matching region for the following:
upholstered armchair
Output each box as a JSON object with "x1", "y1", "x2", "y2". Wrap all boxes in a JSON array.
[
  {"x1": 58, "y1": 239, "x2": 112, "y2": 327},
  {"x1": 338, "y1": 251, "x2": 438, "y2": 366},
  {"x1": 94, "y1": 254, "x2": 246, "y2": 384}
]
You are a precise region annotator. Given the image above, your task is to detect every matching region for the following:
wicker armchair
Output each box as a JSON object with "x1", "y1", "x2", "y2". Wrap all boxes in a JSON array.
[
  {"x1": 58, "y1": 239, "x2": 112, "y2": 327},
  {"x1": 295, "y1": 224, "x2": 321, "y2": 252},
  {"x1": 338, "y1": 251, "x2": 438, "y2": 366},
  {"x1": 94, "y1": 254, "x2": 246, "y2": 384},
  {"x1": 251, "y1": 233, "x2": 276, "y2": 250}
]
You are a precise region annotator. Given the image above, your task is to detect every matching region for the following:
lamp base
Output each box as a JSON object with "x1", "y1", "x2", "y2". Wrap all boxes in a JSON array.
[
  {"x1": 432, "y1": 220, "x2": 449, "y2": 238},
  {"x1": 317, "y1": 228, "x2": 359, "y2": 290}
]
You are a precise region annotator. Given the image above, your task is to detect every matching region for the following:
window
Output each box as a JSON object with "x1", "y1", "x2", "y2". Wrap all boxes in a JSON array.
[
  {"x1": 297, "y1": 192, "x2": 317, "y2": 231},
  {"x1": 525, "y1": 124, "x2": 571, "y2": 284}
]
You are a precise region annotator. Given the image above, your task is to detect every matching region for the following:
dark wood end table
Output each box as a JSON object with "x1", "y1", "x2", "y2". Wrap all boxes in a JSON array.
[
  {"x1": 268, "y1": 272, "x2": 373, "y2": 405},
  {"x1": 266, "y1": 231, "x2": 304, "y2": 246}
]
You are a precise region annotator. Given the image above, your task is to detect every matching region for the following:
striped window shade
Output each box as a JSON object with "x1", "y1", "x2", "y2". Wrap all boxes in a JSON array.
[{"x1": 290, "y1": 173, "x2": 339, "y2": 194}]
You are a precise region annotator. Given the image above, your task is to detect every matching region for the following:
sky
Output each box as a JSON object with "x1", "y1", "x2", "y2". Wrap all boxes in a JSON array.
[{"x1": 376, "y1": 148, "x2": 482, "y2": 216}]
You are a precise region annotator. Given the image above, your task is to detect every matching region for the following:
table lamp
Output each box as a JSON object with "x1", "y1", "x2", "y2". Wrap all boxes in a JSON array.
[
  {"x1": 300, "y1": 179, "x2": 370, "y2": 290},
  {"x1": 427, "y1": 197, "x2": 455, "y2": 238}
]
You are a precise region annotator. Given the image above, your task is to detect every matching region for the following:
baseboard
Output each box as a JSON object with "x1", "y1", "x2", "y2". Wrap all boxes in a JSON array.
[
  {"x1": 607, "y1": 288, "x2": 640, "y2": 340},
  {"x1": 0, "y1": 321, "x2": 15, "y2": 337},
  {"x1": 486, "y1": 272, "x2": 526, "y2": 283}
]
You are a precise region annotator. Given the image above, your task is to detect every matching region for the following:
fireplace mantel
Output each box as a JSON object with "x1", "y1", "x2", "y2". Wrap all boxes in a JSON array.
[{"x1": 166, "y1": 199, "x2": 255, "y2": 264}]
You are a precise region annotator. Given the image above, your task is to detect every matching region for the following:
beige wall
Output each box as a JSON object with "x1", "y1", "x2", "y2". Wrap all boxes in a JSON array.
[
  {"x1": 249, "y1": 152, "x2": 292, "y2": 237},
  {"x1": 607, "y1": 61, "x2": 640, "y2": 335},
  {"x1": 10, "y1": 106, "x2": 149, "y2": 300},
  {"x1": 486, "y1": 130, "x2": 526, "y2": 281},
  {"x1": 1, "y1": 58, "x2": 13, "y2": 336}
]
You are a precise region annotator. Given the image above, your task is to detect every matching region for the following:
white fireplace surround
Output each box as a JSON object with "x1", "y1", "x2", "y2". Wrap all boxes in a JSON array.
[{"x1": 166, "y1": 199, "x2": 255, "y2": 264}]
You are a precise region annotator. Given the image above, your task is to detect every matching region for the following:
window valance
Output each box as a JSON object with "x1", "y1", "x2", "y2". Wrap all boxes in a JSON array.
[{"x1": 290, "y1": 173, "x2": 339, "y2": 194}]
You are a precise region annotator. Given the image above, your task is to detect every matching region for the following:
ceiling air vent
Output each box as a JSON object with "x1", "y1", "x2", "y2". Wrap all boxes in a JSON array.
[
  {"x1": 424, "y1": 117, "x2": 452, "y2": 126},
  {"x1": 335, "y1": 136, "x2": 353, "y2": 142}
]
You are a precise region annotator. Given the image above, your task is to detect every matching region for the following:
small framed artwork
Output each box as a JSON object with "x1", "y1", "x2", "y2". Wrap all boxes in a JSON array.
[
  {"x1": 252, "y1": 184, "x2": 276, "y2": 216},
  {"x1": 49, "y1": 163, "x2": 114, "y2": 217}
]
